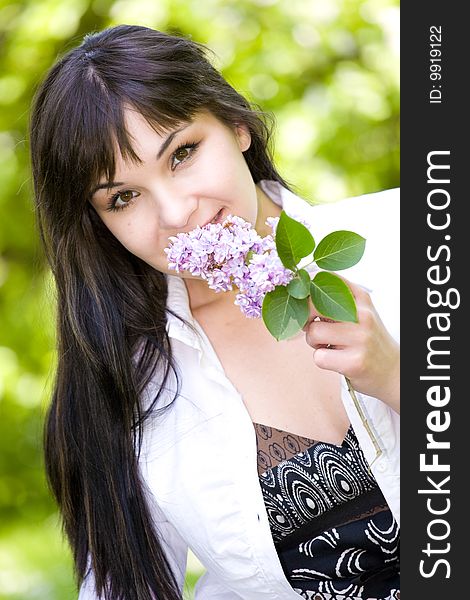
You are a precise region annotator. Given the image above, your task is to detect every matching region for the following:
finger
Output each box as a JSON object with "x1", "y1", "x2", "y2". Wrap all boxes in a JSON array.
[
  {"x1": 305, "y1": 320, "x2": 359, "y2": 348},
  {"x1": 302, "y1": 314, "x2": 336, "y2": 333},
  {"x1": 312, "y1": 346, "x2": 352, "y2": 375},
  {"x1": 312, "y1": 343, "x2": 339, "y2": 350},
  {"x1": 302, "y1": 314, "x2": 320, "y2": 333}
]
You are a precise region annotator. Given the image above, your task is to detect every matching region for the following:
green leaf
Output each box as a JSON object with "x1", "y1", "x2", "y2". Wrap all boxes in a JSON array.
[
  {"x1": 310, "y1": 272, "x2": 358, "y2": 322},
  {"x1": 314, "y1": 231, "x2": 366, "y2": 271},
  {"x1": 262, "y1": 286, "x2": 309, "y2": 340},
  {"x1": 275, "y1": 211, "x2": 315, "y2": 271},
  {"x1": 287, "y1": 268, "x2": 311, "y2": 299}
]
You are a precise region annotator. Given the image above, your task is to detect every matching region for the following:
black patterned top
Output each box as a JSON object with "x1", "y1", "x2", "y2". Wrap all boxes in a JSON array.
[{"x1": 254, "y1": 422, "x2": 400, "y2": 600}]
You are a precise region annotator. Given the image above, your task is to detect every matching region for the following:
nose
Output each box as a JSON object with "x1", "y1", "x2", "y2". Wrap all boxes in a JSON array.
[{"x1": 154, "y1": 185, "x2": 198, "y2": 230}]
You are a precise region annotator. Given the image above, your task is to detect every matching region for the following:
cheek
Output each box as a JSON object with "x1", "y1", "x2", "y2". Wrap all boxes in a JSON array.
[
  {"x1": 213, "y1": 149, "x2": 258, "y2": 219},
  {"x1": 203, "y1": 138, "x2": 253, "y2": 189},
  {"x1": 107, "y1": 218, "x2": 157, "y2": 260}
]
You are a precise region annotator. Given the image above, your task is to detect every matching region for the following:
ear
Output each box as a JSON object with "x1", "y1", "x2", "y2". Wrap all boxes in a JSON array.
[{"x1": 234, "y1": 123, "x2": 251, "y2": 152}]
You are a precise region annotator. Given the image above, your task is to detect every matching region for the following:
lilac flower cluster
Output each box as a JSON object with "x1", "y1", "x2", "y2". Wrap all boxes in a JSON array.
[{"x1": 164, "y1": 215, "x2": 294, "y2": 318}]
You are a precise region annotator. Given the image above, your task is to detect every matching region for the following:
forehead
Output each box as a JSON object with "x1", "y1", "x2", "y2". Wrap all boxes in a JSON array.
[
  {"x1": 118, "y1": 108, "x2": 179, "y2": 156},
  {"x1": 105, "y1": 108, "x2": 185, "y2": 174},
  {"x1": 122, "y1": 107, "x2": 220, "y2": 137},
  {"x1": 123, "y1": 108, "x2": 170, "y2": 137},
  {"x1": 113, "y1": 108, "x2": 229, "y2": 165}
]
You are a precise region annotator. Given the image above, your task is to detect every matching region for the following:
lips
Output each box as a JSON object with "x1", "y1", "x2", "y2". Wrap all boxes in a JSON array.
[{"x1": 203, "y1": 208, "x2": 224, "y2": 227}]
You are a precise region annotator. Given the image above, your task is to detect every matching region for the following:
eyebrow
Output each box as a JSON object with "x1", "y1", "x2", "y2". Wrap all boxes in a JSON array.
[{"x1": 91, "y1": 124, "x2": 191, "y2": 195}]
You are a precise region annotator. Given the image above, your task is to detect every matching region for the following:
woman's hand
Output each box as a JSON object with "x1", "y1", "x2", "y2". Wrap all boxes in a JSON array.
[{"x1": 303, "y1": 276, "x2": 400, "y2": 414}]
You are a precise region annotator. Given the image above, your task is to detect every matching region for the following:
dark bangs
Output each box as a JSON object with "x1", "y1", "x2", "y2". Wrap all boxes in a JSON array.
[
  {"x1": 32, "y1": 27, "x2": 218, "y2": 222},
  {"x1": 78, "y1": 40, "x2": 216, "y2": 196}
]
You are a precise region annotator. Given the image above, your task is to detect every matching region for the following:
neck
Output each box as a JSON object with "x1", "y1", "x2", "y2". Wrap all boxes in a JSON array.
[{"x1": 253, "y1": 182, "x2": 282, "y2": 237}]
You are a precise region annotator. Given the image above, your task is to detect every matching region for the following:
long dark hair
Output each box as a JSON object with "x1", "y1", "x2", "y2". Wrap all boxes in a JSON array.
[{"x1": 29, "y1": 24, "x2": 293, "y2": 599}]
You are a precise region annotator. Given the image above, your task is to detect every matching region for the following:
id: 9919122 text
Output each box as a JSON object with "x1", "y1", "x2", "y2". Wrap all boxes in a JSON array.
[{"x1": 429, "y1": 26, "x2": 442, "y2": 104}]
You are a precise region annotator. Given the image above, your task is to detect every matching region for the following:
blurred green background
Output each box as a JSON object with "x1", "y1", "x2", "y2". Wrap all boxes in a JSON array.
[{"x1": 0, "y1": 0, "x2": 399, "y2": 597}]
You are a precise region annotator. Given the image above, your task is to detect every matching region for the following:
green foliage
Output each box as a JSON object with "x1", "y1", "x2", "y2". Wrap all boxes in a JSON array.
[
  {"x1": 262, "y1": 285, "x2": 309, "y2": 341},
  {"x1": 314, "y1": 230, "x2": 366, "y2": 270},
  {"x1": 263, "y1": 211, "x2": 363, "y2": 338},
  {"x1": 0, "y1": 0, "x2": 399, "y2": 597},
  {"x1": 310, "y1": 271, "x2": 358, "y2": 322},
  {"x1": 275, "y1": 211, "x2": 315, "y2": 271},
  {"x1": 287, "y1": 268, "x2": 311, "y2": 299}
]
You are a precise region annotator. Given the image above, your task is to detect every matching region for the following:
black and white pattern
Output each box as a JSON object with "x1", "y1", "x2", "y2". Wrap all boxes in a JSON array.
[{"x1": 255, "y1": 424, "x2": 400, "y2": 599}]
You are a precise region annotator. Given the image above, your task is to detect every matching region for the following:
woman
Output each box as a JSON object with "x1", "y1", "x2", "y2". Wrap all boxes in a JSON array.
[{"x1": 30, "y1": 24, "x2": 400, "y2": 600}]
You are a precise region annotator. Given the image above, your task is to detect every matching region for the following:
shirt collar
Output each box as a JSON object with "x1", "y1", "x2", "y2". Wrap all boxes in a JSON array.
[{"x1": 165, "y1": 274, "x2": 202, "y2": 350}]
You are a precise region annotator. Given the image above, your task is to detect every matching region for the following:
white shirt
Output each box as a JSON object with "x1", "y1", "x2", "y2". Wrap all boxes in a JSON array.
[{"x1": 79, "y1": 182, "x2": 400, "y2": 599}]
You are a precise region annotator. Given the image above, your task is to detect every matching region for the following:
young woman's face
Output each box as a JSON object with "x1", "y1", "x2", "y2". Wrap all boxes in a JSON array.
[{"x1": 89, "y1": 109, "x2": 258, "y2": 277}]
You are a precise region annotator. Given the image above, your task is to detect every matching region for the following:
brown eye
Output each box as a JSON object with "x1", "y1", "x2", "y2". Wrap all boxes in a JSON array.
[
  {"x1": 174, "y1": 147, "x2": 190, "y2": 162},
  {"x1": 120, "y1": 191, "x2": 134, "y2": 202},
  {"x1": 171, "y1": 142, "x2": 199, "y2": 170},
  {"x1": 106, "y1": 190, "x2": 140, "y2": 212}
]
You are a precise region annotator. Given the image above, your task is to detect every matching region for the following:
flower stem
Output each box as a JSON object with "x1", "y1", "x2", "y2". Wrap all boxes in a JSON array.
[{"x1": 345, "y1": 376, "x2": 383, "y2": 471}]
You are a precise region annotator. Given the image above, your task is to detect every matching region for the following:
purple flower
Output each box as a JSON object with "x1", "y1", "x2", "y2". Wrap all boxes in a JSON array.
[{"x1": 165, "y1": 214, "x2": 294, "y2": 318}]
